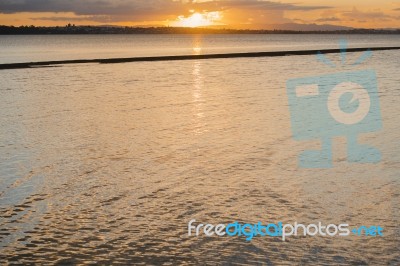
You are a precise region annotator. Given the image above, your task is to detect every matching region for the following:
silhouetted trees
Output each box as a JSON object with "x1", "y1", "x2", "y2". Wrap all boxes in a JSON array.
[{"x1": 0, "y1": 25, "x2": 399, "y2": 35}]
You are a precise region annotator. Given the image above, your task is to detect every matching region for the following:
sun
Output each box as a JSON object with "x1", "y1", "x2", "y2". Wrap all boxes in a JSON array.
[
  {"x1": 172, "y1": 11, "x2": 222, "y2": 28},
  {"x1": 181, "y1": 13, "x2": 207, "y2": 27}
]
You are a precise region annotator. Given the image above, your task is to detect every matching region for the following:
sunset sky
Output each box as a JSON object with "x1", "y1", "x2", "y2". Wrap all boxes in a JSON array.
[{"x1": 0, "y1": 0, "x2": 399, "y2": 29}]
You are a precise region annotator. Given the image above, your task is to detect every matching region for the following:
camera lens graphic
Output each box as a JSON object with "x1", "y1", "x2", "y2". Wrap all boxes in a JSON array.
[{"x1": 328, "y1": 82, "x2": 371, "y2": 125}]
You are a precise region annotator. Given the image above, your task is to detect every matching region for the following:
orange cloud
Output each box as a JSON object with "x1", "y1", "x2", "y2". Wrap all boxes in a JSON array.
[{"x1": 0, "y1": 0, "x2": 399, "y2": 29}]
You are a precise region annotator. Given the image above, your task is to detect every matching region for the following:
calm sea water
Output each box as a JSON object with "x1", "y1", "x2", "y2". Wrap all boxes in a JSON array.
[
  {"x1": 0, "y1": 34, "x2": 399, "y2": 264},
  {"x1": 1, "y1": 34, "x2": 400, "y2": 63}
]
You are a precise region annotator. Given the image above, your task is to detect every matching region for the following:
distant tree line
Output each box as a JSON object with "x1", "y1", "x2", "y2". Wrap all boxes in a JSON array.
[{"x1": 0, "y1": 25, "x2": 399, "y2": 35}]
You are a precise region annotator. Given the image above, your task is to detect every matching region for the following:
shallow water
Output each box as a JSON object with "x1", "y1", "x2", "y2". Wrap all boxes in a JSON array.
[
  {"x1": 0, "y1": 35, "x2": 399, "y2": 264},
  {"x1": 1, "y1": 34, "x2": 400, "y2": 63}
]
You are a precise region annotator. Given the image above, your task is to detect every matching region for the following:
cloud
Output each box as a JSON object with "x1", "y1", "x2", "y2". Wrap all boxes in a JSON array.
[
  {"x1": 30, "y1": 15, "x2": 113, "y2": 23},
  {"x1": 185, "y1": 1, "x2": 333, "y2": 27},
  {"x1": 0, "y1": 0, "x2": 332, "y2": 22},
  {"x1": 0, "y1": 0, "x2": 186, "y2": 21},
  {"x1": 191, "y1": 0, "x2": 332, "y2": 11},
  {"x1": 342, "y1": 7, "x2": 397, "y2": 22},
  {"x1": 315, "y1": 17, "x2": 340, "y2": 22}
]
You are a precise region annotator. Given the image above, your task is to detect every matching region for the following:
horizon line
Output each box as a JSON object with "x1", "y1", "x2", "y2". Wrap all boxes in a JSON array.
[
  {"x1": 1, "y1": 25, "x2": 400, "y2": 35},
  {"x1": 1, "y1": 24, "x2": 400, "y2": 30}
]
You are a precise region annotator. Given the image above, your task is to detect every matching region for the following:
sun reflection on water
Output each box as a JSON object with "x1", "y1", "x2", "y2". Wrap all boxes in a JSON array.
[{"x1": 191, "y1": 60, "x2": 207, "y2": 135}]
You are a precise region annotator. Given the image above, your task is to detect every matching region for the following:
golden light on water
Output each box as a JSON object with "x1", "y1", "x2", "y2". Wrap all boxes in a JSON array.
[
  {"x1": 172, "y1": 11, "x2": 222, "y2": 28},
  {"x1": 192, "y1": 35, "x2": 202, "y2": 55}
]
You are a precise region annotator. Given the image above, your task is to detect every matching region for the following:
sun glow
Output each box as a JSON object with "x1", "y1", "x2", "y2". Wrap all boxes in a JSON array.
[{"x1": 172, "y1": 11, "x2": 222, "y2": 27}]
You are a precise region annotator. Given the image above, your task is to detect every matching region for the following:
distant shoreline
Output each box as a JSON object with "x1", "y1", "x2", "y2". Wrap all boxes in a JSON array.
[{"x1": 1, "y1": 25, "x2": 400, "y2": 35}]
